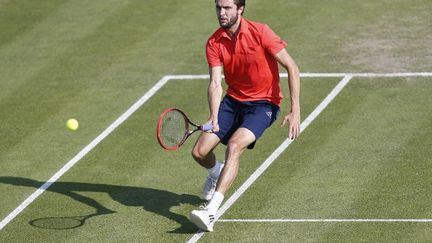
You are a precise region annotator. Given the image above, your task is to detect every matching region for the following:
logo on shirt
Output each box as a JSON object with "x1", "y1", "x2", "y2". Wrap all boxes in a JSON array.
[{"x1": 266, "y1": 111, "x2": 272, "y2": 118}]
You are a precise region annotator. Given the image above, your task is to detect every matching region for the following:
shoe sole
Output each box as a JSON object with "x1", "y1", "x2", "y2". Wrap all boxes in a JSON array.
[{"x1": 190, "y1": 211, "x2": 213, "y2": 232}]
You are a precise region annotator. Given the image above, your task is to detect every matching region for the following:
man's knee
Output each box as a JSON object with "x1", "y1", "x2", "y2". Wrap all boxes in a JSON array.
[
  {"x1": 191, "y1": 145, "x2": 205, "y2": 161},
  {"x1": 192, "y1": 133, "x2": 220, "y2": 162},
  {"x1": 227, "y1": 140, "x2": 246, "y2": 155},
  {"x1": 226, "y1": 129, "x2": 255, "y2": 154}
]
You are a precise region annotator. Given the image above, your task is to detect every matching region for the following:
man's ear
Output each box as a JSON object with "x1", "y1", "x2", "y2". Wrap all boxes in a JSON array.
[{"x1": 239, "y1": 6, "x2": 245, "y2": 15}]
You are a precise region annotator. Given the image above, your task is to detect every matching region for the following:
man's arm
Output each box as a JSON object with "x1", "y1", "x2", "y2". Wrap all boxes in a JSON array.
[
  {"x1": 274, "y1": 48, "x2": 301, "y2": 139},
  {"x1": 208, "y1": 66, "x2": 223, "y2": 132}
]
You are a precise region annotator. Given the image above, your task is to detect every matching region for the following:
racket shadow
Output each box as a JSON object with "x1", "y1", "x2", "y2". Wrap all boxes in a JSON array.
[
  {"x1": 0, "y1": 176, "x2": 203, "y2": 233},
  {"x1": 29, "y1": 212, "x2": 100, "y2": 230}
]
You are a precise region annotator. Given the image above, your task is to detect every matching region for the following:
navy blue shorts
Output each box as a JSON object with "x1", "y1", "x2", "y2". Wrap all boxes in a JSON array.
[{"x1": 215, "y1": 96, "x2": 280, "y2": 149}]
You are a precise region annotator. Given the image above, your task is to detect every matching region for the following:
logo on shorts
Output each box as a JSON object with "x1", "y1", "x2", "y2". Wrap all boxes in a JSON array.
[{"x1": 266, "y1": 111, "x2": 272, "y2": 118}]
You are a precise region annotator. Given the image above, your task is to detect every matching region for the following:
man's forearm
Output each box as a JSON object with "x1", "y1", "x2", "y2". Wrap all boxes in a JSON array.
[
  {"x1": 208, "y1": 66, "x2": 223, "y2": 119},
  {"x1": 288, "y1": 69, "x2": 300, "y2": 113},
  {"x1": 208, "y1": 81, "x2": 223, "y2": 118}
]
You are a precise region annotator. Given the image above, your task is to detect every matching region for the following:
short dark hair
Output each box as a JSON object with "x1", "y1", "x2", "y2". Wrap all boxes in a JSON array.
[
  {"x1": 233, "y1": 0, "x2": 245, "y2": 8},
  {"x1": 215, "y1": 0, "x2": 246, "y2": 14},
  {"x1": 233, "y1": 0, "x2": 245, "y2": 14}
]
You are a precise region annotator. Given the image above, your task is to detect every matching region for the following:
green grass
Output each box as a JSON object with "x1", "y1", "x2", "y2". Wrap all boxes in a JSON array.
[
  {"x1": 215, "y1": 77, "x2": 432, "y2": 242},
  {"x1": 0, "y1": 0, "x2": 431, "y2": 242}
]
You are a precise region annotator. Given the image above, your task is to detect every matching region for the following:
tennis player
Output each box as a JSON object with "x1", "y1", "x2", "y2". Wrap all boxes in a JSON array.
[{"x1": 190, "y1": 0, "x2": 300, "y2": 232}]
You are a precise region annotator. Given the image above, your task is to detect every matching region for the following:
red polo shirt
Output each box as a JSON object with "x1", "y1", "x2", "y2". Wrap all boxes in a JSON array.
[{"x1": 206, "y1": 17, "x2": 287, "y2": 106}]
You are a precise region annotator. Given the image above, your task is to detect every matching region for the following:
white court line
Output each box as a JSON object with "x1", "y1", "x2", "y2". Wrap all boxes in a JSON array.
[
  {"x1": 166, "y1": 72, "x2": 432, "y2": 80},
  {"x1": 219, "y1": 219, "x2": 432, "y2": 223},
  {"x1": 296, "y1": 72, "x2": 432, "y2": 78},
  {"x1": 348, "y1": 72, "x2": 432, "y2": 77},
  {"x1": 0, "y1": 76, "x2": 171, "y2": 231},
  {"x1": 187, "y1": 74, "x2": 354, "y2": 243}
]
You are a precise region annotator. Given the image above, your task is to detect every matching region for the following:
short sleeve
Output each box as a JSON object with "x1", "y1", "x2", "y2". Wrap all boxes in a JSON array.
[
  {"x1": 261, "y1": 24, "x2": 287, "y2": 55},
  {"x1": 206, "y1": 39, "x2": 222, "y2": 67}
]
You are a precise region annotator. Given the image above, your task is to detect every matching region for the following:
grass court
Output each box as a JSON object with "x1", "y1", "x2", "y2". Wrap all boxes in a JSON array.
[{"x1": 1, "y1": 0, "x2": 431, "y2": 242}]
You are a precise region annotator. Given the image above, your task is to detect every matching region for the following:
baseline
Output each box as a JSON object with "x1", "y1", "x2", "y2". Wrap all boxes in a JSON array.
[
  {"x1": 218, "y1": 218, "x2": 432, "y2": 223},
  {"x1": 167, "y1": 72, "x2": 432, "y2": 80}
]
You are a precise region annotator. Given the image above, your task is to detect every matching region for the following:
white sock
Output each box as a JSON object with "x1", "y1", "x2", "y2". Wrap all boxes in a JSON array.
[
  {"x1": 207, "y1": 191, "x2": 224, "y2": 214},
  {"x1": 208, "y1": 160, "x2": 223, "y2": 179}
]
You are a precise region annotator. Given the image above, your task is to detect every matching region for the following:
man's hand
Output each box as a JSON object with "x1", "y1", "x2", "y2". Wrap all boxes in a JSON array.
[
  {"x1": 280, "y1": 111, "x2": 300, "y2": 140},
  {"x1": 206, "y1": 116, "x2": 220, "y2": 133}
]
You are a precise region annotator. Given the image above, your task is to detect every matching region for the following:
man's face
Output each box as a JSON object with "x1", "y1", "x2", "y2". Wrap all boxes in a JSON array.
[{"x1": 215, "y1": 0, "x2": 243, "y2": 29}]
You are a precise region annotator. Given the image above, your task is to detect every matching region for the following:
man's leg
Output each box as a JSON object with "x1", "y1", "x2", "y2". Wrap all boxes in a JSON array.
[
  {"x1": 191, "y1": 132, "x2": 224, "y2": 201},
  {"x1": 191, "y1": 132, "x2": 220, "y2": 169},
  {"x1": 190, "y1": 128, "x2": 255, "y2": 231},
  {"x1": 210, "y1": 127, "x2": 255, "y2": 200}
]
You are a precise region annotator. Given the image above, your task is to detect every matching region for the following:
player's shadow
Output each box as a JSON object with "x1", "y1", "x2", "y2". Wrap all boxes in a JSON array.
[{"x1": 0, "y1": 176, "x2": 203, "y2": 233}]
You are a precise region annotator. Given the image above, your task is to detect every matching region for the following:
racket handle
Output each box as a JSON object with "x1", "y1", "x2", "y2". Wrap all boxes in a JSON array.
[{"x1": 200, "y1": 123, "x2": 213, "y2": 132}]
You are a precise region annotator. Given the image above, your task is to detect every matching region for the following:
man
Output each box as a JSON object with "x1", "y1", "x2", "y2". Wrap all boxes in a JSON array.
[{"x1": 189, "y1": 0, "x2": 300, "y2": 232}]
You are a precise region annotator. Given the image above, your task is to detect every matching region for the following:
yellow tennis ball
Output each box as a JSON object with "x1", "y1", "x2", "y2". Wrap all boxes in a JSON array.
[{"x1": 66, "y1": 118, "x2": 79, "y2": 131}]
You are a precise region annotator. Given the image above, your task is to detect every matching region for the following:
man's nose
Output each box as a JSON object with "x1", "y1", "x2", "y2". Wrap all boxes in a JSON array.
[{"x1": 219, "y1": 8, "x2": 226, "y2": 16}]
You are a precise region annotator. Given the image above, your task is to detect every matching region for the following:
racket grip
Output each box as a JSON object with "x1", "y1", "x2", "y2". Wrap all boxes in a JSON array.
[{"x1": 200, "y1": 123, "x2": 213, "y2": 132}]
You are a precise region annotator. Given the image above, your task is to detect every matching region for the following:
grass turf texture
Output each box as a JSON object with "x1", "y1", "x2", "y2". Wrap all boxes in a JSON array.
[
  {"x1": 214, "y1": 77, "x2": 432, "y2": 242},
  {"x1": 0, "y1": 0, "x2": 431, "y2": 242}
]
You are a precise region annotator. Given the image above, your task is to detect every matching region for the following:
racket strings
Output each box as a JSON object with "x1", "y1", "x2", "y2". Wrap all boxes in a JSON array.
[{"x1": 160, "y1": 110, "x2": 188, "y2": 148}]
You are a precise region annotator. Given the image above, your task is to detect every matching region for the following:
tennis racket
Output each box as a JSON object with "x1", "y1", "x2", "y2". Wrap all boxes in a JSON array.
[{"x1": 156, "y1": 108, "x2": 213, "y2": 150}]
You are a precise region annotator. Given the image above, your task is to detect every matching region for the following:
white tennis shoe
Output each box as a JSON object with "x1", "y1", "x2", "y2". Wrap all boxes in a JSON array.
[{"x1": 190, "y1": 207, "x2": 215, "y2": 232}]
